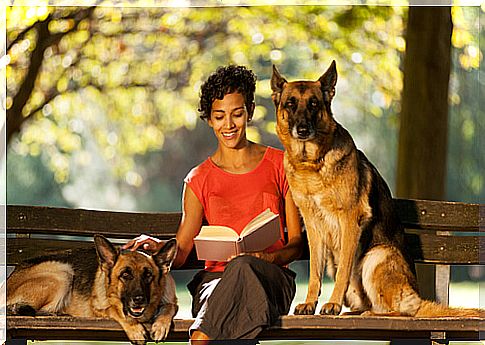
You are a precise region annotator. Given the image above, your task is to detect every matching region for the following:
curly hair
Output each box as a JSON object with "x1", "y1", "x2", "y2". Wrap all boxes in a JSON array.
[{"x1": 198, "y1": 65, "x2": 257, "y2": 121}]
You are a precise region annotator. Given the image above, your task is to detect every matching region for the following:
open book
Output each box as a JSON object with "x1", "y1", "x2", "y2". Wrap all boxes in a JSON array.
[{"x1": 193, "y1": 208, "x2": 281, "y2": 261}]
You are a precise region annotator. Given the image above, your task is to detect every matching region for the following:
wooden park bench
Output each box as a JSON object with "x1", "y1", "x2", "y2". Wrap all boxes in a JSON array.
[{"x1": 5, "y1": 199, "x2": 484, "y2": 344}]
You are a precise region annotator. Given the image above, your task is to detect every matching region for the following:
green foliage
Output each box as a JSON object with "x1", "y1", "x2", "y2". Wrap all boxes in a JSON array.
[
  {"x1": 6, "y1": 150, "x2": 70, "y2": 207},
  {"x1": 447, "y1": 7, "x2": 484, "y2": 203},
  {"x1": 7, "y1": 5, "x2": 406, "y2": 209},
  {"x1": 6, "y1": 4, "x2": 484, "y2": 209}
]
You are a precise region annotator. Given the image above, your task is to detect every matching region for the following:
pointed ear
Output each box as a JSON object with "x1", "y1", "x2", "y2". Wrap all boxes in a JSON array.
[
  {"x1": 94, "y1": 234, "x2": 119, "y2": 271},
  {"x1": 154, "y1": 238, "x2": 178, "y2": 275},
  {"x1": 318, "y1": 60, "x2": 337, "y2": 103},
  {"x1": 271, "y1": 65, "x2": 287, "y2": 106}
]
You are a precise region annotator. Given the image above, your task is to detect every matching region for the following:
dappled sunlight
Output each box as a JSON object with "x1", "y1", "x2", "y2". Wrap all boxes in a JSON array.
[
  {"x1": 7, "y1": 5, "x2": 483, "y2": 209},
  {"x1": 7, "y1": 5, "x2": 414, "y2": 209}
]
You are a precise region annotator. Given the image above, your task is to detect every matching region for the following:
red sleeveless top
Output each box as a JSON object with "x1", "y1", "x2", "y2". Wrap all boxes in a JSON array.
[{"x1": 184, "y1": 147, "x2": 289, "y2": 272}]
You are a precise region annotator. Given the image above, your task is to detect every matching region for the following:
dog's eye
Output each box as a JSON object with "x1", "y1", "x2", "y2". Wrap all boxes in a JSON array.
[
  {"x1": 120, "y1": 270, "x2": 133, "y2": 280},
  {"x1": 309, "y1": 100, "x2": 319, "y2": 108},
  {"x1": 144, "y1": 270, "x2": 153, "y2": 280},
  {"x1": 285, "y1": 99, "x2": 296, "y2": 108}
]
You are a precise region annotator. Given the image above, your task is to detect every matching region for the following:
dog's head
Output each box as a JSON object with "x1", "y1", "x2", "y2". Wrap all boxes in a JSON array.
[
  {"x1": 94, "y1": 235, "x2": 177, "y2": 322},
  {"x1": 271, "y1": 61, "x2": 337, "y2": 142}
]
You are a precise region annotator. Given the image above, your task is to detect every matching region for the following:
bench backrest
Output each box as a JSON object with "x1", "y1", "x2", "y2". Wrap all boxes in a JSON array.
[{"x1": 6, "y1": 199, "x2": 482, "y2": 269}]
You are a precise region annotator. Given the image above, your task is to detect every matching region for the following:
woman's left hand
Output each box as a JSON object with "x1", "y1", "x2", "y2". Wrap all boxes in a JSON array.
[{"x1": 231, "y1": 251, "x2": 275, "y2": 264}]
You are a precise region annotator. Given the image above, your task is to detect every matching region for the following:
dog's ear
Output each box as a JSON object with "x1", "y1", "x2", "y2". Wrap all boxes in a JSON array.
[
  {"x1": 318, "y1": 60, "x2": 337, "y2": 103},
  {"x1": 94, "y1": 234, "x2": 119, "y2": 271},
  {"x1": 271, "y1": 65, "x2": 287, "y2": 106},
  {"x1": 153, "y1": 238, "x2": 177, "y2": 275}
]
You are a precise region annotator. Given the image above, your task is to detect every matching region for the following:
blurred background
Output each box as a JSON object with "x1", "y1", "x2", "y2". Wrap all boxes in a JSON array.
[{"x1": 4, "y1": 1, "x2": 484, "y2": 344}]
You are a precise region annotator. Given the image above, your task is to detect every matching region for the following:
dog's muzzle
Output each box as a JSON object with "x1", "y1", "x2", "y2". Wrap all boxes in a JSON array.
[
  {"x1": 128, "y1": 306, "x2": 146, "y2": 318},
  {"x1": 292, "y1": 124, "x2": 315, "y2": 141},
  {"x1": 126, "y1": 296, "x2": 148, "y2": 318}
]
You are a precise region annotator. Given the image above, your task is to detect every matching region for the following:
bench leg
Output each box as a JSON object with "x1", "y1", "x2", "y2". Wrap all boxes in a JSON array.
[
  {"x1": 435, "y1": 264, "x2": 450, "y2": 306},
  {"x1": 415, "y1": 263, "x2": 450, "y2": 305},
  {"x1": 430, "y1": 331, "x2": 449, "y2": 345}
]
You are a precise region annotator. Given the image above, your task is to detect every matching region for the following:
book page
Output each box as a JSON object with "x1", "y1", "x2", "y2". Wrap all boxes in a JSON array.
[
  {"x1": 196, "y1": 225, "x2": 239, "y2": 240},
  {"x1": 240, "y1": 208, "x2": 278, "y2": 237},
  {"x1": 194, "y1": 239, "x2": 238, "y2": 261},
  {"x1": 240, "y1": 215, "x2": 280, "y2": 253}
]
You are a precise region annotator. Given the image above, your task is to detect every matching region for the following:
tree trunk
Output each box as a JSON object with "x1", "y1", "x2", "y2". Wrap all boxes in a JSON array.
[
  {"x1": 396, "y1": 6, "x2": 452, "y2": 201},
  {"x1": 397, "y1": 5, "x2": 453, "y2": 305}
]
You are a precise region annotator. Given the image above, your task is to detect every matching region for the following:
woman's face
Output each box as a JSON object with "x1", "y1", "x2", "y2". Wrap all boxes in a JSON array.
[{"x1": 208, "y1": 92, "x2": 252, "y2": 150}]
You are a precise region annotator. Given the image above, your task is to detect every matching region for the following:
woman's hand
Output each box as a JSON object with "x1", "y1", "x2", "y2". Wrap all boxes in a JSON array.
[
  {"x1": 122, "y1": 234, "x2": 163, "y2": 254},
  {"x1": 232, "y1": 251, "x2": 275, "y2": 264},
  {"x1": 237, "y1": 191, "x2": 303, "y2": 266}
]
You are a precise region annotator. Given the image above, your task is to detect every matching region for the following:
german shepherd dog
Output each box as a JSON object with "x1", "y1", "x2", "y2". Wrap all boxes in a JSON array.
[
  {"x1": 271, "y1": 61, "x2": 482, "y2": 317},
  {"x1": 7, "y1": 235, "x2": 178, "y2": 344}
]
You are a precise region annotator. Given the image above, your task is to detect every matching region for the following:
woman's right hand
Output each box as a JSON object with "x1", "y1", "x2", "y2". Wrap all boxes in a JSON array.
[{"x1": 122, "y1": 234, "x2": 163, "y2": 254}]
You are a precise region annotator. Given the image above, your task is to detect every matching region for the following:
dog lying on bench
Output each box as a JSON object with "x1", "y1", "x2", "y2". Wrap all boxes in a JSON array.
[{"x1": 7, "y1": 235, "x2": 178, "y2": 344}]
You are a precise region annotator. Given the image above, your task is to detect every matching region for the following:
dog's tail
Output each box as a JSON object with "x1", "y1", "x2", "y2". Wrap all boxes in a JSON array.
[
  {"x1": 361, "y1": 245, "x2": 484, "y2": 318},
  {"x1": 414, "y1": 300, "x2": 484, "y2": 318}
]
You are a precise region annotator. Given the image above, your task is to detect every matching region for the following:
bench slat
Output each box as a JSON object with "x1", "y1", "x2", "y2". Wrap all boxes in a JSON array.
[
  {"x1": 7, "y1": 316, "x2": 483, "y2": 341},
  {"x1": 7, "y1": 199, "x2": 481, "y2": 237},
  {"x1": 394, "y1": 198, "x2": 480, "y2": 231},
  {"x1": 404, "y1": 232, "x2": 483, "y2": 264},
  {"x1": 7, "y1": 205, "x2": 181, "y2": 237},
  {"x1": 6, "y1": 238, "x2": 203, "y2": 269},
  {"x1": 7, "y1": 231, "x2": 482, "y2": 266}
]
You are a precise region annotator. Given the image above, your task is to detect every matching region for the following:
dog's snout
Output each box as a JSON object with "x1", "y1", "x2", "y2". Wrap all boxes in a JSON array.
[
  {"x1": 296, "y1": 125, "x2": 311, "y2": 138},
  {"x1": 293, "y1": 122, "x2": 315, "y2": 141},
  {"x1": 133, "y1": 295, "x2": 145, "y2": 304}
]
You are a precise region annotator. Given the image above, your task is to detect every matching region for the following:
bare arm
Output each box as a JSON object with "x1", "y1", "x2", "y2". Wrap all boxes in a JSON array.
[
  {"x1": 123, "y1": 183, "x2": 204, "y2": 269},
  {"x1": 244, "y1": 190, "x2": 303, "y2": 266},
  {"x1": 172, "y1": 183, "x2": 204, "y2": 268}
]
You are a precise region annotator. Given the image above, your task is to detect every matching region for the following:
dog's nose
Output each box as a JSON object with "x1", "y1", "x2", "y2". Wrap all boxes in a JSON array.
[
  {"x1": 133, "y1": 295, "x2": 145, "y2": 304},
  {"x1": 296, "y1": 125, "x2": 311, "y2": 138}
]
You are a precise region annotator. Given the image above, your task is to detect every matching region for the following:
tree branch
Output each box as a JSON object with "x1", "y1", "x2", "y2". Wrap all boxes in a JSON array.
[
  {"x1": 7, "y1": 6, "x2": 96, "y2": 144},
  {"x1": 7, "y1": 18, "x2": 45, "y2": 52}
]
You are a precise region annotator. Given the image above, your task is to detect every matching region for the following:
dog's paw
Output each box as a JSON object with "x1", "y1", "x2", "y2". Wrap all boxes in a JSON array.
[
  {"x1": 294, "y1": 302, "x2": 317, "y2": 315},
  {"x1": 320, "y1": 302, "x2": 342, "y2": 315},
  {"x1": 7, "y1": 303, "x2": 36, "y2": 316},
  {"x1": 126, "y1": 324, "x2": 148, "y2": 345},
  {"x1": 150, "y1": 316, "x2": 172, "y2": 342}
]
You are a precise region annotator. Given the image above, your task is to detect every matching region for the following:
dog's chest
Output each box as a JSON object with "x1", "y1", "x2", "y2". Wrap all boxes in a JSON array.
[
  {"x1": 285, "y1": 161, "x2": 343, "y2": 251},
  {"x1": 286, "y1": 165, "x2": 340, "y2": 209}
]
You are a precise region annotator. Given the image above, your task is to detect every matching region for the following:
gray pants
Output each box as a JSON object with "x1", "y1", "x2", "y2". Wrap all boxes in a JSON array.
[{"x1": 187, "y1": 255, "x2": 296, "y2": 340}]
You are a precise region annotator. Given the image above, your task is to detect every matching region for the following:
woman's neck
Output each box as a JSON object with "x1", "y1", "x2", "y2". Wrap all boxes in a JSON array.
[{"x1": 211, "y1": 141, "x2": 266, "y2": 174}]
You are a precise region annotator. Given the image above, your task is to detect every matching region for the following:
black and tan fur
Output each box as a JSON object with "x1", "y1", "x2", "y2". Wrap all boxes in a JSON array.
[
  {"x1": 271, "y1": 61, "x2": 483, "y2": 318},
  {"x1": 7, "y1": 235, "x2": 178, "y2": 344}
]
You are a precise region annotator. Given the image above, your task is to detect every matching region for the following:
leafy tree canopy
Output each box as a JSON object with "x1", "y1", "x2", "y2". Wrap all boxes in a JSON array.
[
  {"x1": 5, "y1": 3, "x2": 483, "y2": 208},
  {"x1": 7, "y1": 5, "x2": 405, "y2": 182}
]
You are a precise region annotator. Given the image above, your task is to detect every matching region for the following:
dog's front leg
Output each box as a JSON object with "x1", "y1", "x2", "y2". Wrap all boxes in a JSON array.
[
  {"x1": 295, "y1": 217, "x2": 326, "y2": 315},
  {"x1": 151, "y1": 302, "x2": 178, "y2": 342},
  {"x1": 122, "y1": 321, "x2": 148, "y2": 345},
  {"x1": 321, "y1": 214, "x2": 361, "y2": 315},
  {"x1": 108, "y1": 307, "x2": 148, "y2": 345}
]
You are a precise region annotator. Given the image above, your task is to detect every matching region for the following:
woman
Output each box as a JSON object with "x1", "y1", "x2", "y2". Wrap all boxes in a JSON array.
[{"x1": 124, "y1": 65, "x2": 303, "y2": 343}]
